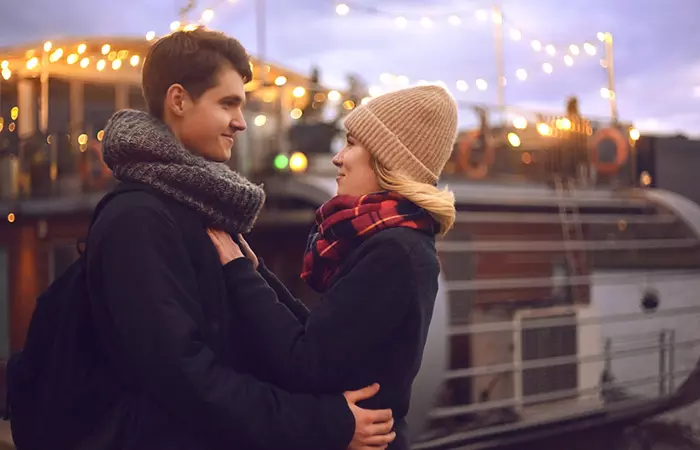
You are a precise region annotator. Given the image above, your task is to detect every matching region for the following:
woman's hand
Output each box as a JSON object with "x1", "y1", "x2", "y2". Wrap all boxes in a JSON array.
[
  {"x1": 237, "y1": 234, "x2": 259, "y2": 270},
  {"x1": 207, "y1": 229, "x2": 245, "y2": 266}
]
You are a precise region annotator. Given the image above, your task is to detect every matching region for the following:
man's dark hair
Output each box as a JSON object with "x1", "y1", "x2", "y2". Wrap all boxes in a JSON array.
[{"x1": 142, "y1": 27, "x2": 253, "y2": 119}]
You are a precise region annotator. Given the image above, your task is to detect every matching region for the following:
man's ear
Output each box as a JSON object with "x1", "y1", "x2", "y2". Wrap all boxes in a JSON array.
[{"x1": 164, "y1": 84, "x2": 190, "y2": 117}]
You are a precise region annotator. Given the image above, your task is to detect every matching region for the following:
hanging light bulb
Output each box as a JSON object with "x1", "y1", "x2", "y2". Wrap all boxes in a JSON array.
[
  {"x1": 201, "y1": 9, "x2": 214, "y2": 22},
  {"x1": 335, "y1": 3, "x2": 350, "y2": 15}
]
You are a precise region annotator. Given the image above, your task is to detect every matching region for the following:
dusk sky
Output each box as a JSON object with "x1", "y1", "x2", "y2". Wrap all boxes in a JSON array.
[{"x1": 1, "y1": 0, "x2": 699, "y2": 136}]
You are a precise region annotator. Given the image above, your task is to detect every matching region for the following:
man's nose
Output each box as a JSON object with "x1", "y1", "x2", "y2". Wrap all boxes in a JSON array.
[{"x1": 231, "y1": 114, "x2": 247, "y2": 132}]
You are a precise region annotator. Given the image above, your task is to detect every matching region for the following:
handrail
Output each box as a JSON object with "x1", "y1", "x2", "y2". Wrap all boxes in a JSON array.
[
  {"x1": 428, "y1": 368, "x2": 694, "y2": 420},
  {"x1": 448, "y1": 305, "x2": 700, "y2": 335},
  {"x1": 445, "y1": 339, "x2": 700, "y2": 380},
  {"x1": 454, "y1": 212, "x2": 677, "y2": 225},
  {"x1": 445, "y1": 270, "x2": 700, "y2": 293},
  {"x1": 437, "y1": 238, "x2": 698, "y2": 252}
]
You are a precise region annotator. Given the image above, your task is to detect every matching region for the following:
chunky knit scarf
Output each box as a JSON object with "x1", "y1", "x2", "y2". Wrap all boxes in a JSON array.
[
  {"x1": 101, "y1": 109, "x2": 265, "y2": 234},
  {"x1": 301, "y1": 191, "x2": 438, "y2": 292}
]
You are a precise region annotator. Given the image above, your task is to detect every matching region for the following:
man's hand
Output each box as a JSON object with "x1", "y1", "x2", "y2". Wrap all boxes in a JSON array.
[
  {"x1": 237, "y1": 234, "x2": 259, "y2": 270},
  {"x1": 207, "y1": 229, "x2": 245, "y2": 266},
  {"x1": 345, "y1": 384, "x2": 395, "y2": 450}
]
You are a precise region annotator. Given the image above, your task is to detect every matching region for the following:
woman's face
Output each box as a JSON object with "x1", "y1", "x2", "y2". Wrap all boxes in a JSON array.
[{"x1": 332, "y1": 133, "x2": 381, "y2": 197}]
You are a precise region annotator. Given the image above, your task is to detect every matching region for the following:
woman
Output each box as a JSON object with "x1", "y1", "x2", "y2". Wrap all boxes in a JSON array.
[{"x1": 208, "y1": 85, "x2": 457, "y2": 449}]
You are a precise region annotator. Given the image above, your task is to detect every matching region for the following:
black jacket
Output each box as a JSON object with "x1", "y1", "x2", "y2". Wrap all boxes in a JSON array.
[
  {"x1": 222, "y1": 227, "x2": 441, "y2": 449},
  {"x1": 85, "y1": 183, "x2": 354, "y2": 450}
]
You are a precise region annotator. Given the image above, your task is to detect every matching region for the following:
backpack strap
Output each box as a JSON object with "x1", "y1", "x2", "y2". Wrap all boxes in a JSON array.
[{"x1": 77, "y1": 182, "x2": 153, "y2": 256}]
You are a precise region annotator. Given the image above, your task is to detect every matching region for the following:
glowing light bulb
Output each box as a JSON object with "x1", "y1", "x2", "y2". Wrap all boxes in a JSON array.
[
  {"x1": 336, "y1": 3, "x2": 349, "y2": 15},
  {"x1": 201, "y1": 9, "x2": 214, "y2": 22}
]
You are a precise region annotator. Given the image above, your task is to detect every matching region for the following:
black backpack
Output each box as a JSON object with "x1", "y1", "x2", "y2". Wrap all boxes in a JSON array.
[{"x1": 5, "y1": 183, "x2": 147, "y2": 450}]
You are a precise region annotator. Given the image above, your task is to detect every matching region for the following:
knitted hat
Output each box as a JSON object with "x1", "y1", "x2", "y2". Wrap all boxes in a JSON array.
[{"x1": 343, "y1": 85, "x2": 458, "y2": 185}]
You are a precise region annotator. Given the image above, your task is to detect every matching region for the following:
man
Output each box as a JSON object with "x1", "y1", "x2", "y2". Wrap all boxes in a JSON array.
[{"x1": 85, "y1": 27, "x2": 395, "y2": 449}]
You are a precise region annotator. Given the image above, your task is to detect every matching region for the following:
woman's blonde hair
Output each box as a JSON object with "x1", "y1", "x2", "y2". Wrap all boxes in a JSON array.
[{"x1": 372, "y1": 158, "x2": 456, "y2": 236}]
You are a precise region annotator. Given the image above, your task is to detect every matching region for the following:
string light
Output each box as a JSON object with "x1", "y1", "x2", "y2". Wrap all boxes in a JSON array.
[
  {"x1": 201, "y1": 8, "x2": 215, "y2": 23},
  {"x1": 333, "y1": 3, "x2": 612, "y2": 103},
  {"x1": 336, "y1": 3, "x2": 350, "y2": 16},
  {"x1": 373, "y1": 51, "x2": 589, "y2": 96},
  {"x1": 332, "y1": 2, "x2": 602, "y2": 76}
]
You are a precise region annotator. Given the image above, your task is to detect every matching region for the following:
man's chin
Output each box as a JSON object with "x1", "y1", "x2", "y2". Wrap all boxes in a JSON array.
[{"x1": 211, "y1": 148, "x2": 232, "y2": 163}]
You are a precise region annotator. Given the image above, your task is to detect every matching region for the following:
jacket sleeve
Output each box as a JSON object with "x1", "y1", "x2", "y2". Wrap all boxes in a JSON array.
[
  {"x1": 91, "y1": 203, "x2": 354, "y2": 450},
  {"x1": 257, "y1": 258, "x2": 310, "y2": 324},
  {"x1": 222, "y1": 237, "x2": 415, "y2": 393}
]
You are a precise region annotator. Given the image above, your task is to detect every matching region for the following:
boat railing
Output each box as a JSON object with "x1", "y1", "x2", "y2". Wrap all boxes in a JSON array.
[
  {"x1": 413, "y1": 305, "x2": 700, "y2": 449},
  {"x1": 440, "y1": 99, "x2": 639, "y2": 189}
]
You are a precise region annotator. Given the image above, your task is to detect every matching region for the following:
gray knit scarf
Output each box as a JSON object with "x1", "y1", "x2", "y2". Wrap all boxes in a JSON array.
[{"x1": 102, "y1": 109, "x2": 265, "y2": 234}]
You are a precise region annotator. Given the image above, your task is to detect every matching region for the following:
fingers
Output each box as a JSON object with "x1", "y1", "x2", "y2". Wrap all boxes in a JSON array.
[
  {"x1": 367, "y1": 407, "x2": 393, "y2": 424},
  {"x1": 208, "y1": 229, "x2": 234, "y2": 245},
  {"x1": 345, "y1": 383, "x2": 380, "y2": 404},
  {"x1": 362, "y1": 431, "x2": 396, "y2": 447},
  {"x1": 366, "y1": 418, "x2": 394, "y2": 436},
  {"x1": 206, "y1": 229, "x2": 221, "y2": 246}
]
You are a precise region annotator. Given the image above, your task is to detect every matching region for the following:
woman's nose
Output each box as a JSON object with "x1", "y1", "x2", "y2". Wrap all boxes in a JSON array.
[{"x1": 332, "y1": 153, "x2": 342, "y2": 167}]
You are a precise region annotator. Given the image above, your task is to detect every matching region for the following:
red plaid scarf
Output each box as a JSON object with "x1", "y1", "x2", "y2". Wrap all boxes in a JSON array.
[{"x1": 301, "y1": 191, "x2": 438, "y2": 292}]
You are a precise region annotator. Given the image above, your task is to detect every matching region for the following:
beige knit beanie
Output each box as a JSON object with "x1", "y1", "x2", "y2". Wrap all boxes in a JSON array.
[{"x1": 343, "y1": 85, "x2": 458, "y2": 185}]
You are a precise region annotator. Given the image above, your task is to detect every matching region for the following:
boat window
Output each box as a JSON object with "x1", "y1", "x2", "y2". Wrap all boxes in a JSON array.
[
  {"x1": 83, "y1": 83, "x2": 115, "y2": 137},
  {"x1": 0, "y1": 77, "x2": 19, "y2": 155}
]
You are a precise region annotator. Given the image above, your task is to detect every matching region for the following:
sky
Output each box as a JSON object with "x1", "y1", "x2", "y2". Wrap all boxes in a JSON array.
[{"x1": 1, "y1": 0, "x2": 700, "y2": 136}]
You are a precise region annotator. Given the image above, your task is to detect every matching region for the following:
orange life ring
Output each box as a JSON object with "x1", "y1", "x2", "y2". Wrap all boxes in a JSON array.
[
  {"x1": 457, "y1": 130, "x2": 495, "y2": 179},
  {"x1": 588, "y1": 127, "x2": 629, "y2": 175}
]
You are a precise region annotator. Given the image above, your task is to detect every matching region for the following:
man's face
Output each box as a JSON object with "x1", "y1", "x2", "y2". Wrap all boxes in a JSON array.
[{"x1": 169, "y1": 65, "x2": 247, "y2": 162}]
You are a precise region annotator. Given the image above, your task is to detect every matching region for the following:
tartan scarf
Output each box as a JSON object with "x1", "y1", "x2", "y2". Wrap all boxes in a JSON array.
[{"x1": 301, "y1": 191, "x2": 438, "y2": 292}]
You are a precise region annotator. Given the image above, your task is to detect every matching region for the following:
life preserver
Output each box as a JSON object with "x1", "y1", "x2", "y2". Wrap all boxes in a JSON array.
[
  {"x1": 457, "y1": 130, "x2": 495, "y2": 179},
  {"x1": 588, "y1": 127, "x2": 629, "y2": 175}
]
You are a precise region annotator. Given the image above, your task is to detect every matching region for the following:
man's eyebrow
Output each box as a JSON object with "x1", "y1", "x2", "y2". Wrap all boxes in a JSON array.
[{"x1": 221, "y1": 94, "x2": 246, "y2": 105}]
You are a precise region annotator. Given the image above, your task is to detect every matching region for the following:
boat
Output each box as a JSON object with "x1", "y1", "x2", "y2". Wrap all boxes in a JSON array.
[{"x1": 1, "y1": 34, "x2": 700, "y2": 449}]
